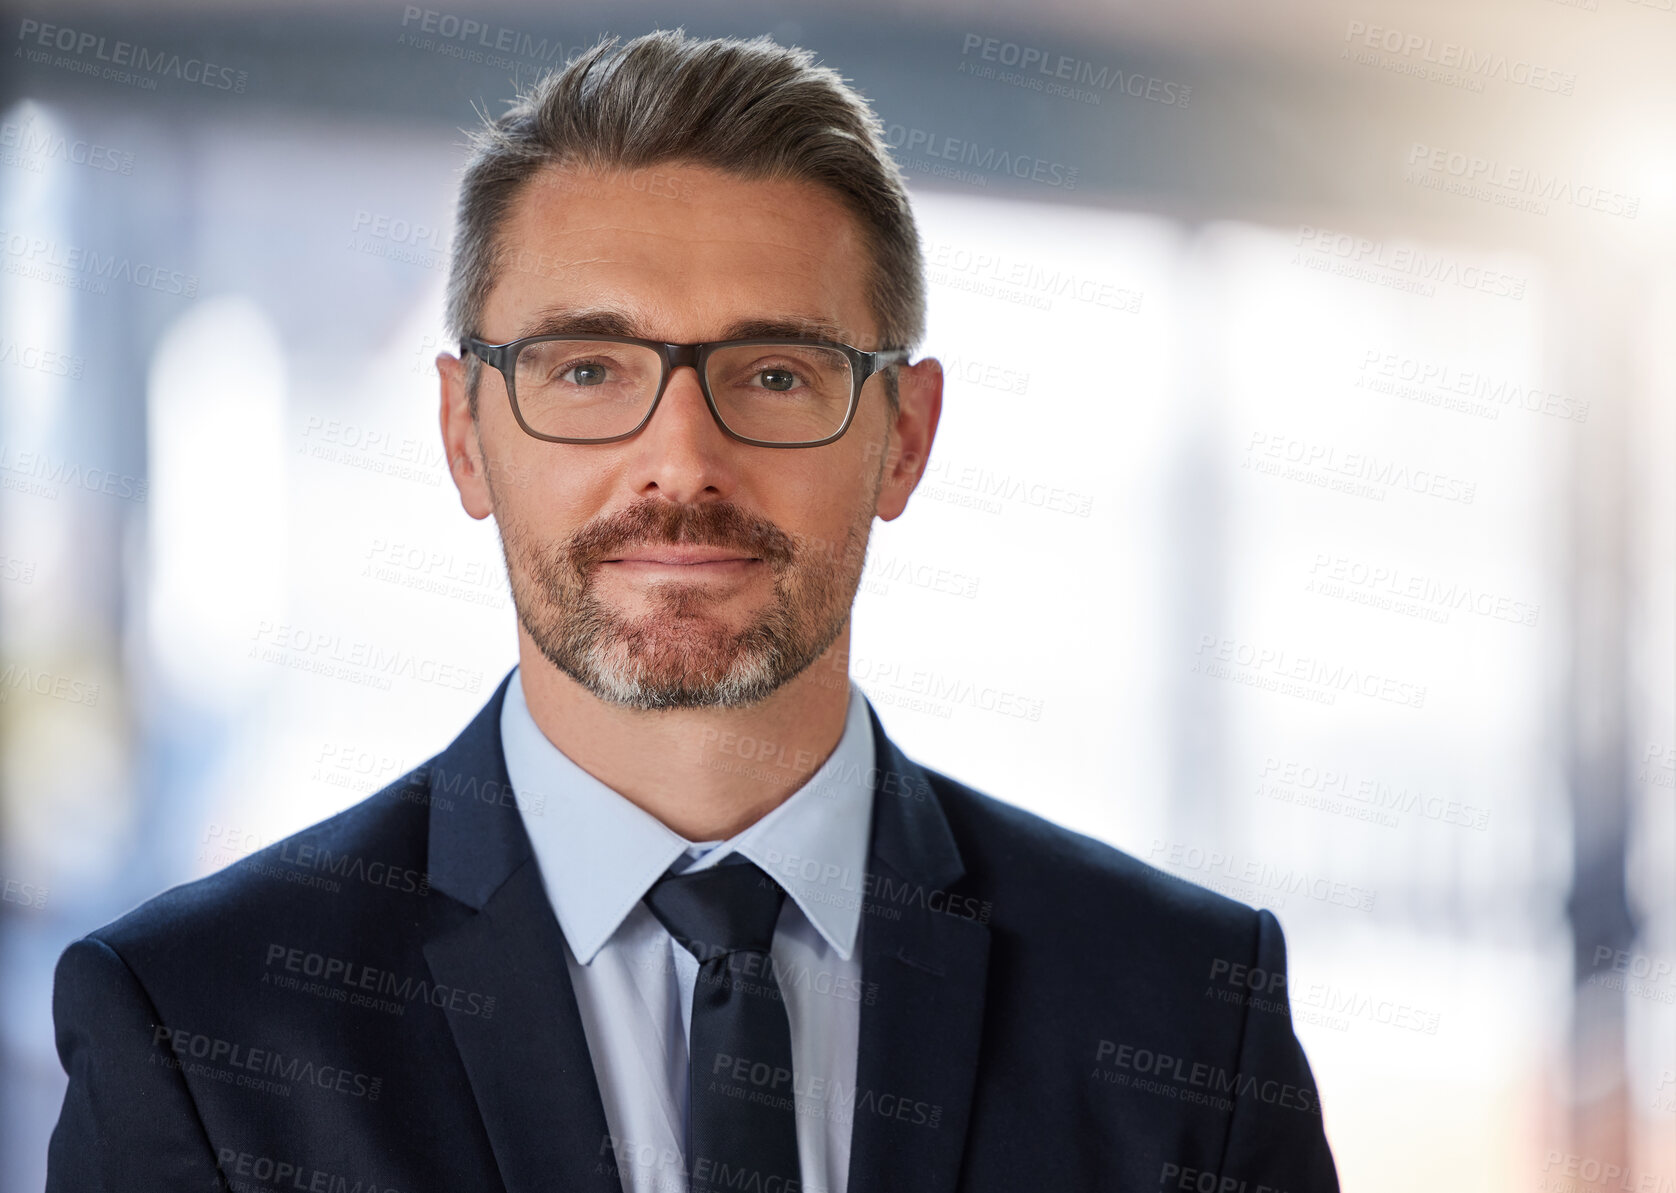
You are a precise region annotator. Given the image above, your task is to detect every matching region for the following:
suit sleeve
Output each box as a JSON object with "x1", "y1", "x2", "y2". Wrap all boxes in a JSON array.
[
  {"x1": 1215, "y1": 909, "x2": 1341, "y2": 1193},
  {"x1": 46, "y1": 935, "x2": 226, "y2": 1192}
]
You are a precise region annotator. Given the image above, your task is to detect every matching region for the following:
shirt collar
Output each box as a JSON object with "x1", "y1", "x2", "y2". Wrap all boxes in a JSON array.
[{"x1": 501, "y1": 666, "x2": 876, "y2": 965}]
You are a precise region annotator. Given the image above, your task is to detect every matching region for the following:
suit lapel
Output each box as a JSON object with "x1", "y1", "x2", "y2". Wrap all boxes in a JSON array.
[
  {"x1": 845, "y1": 702, "x2": 991, "y2": 1193},
  {"x1": 420, "y1": 670, "x2": 620, "y2": 1193}
]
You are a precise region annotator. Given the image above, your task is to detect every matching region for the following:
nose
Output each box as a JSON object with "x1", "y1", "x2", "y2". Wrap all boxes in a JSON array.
[{"x1": 625, "y1": 362, "x2": 740, "y2": 502}]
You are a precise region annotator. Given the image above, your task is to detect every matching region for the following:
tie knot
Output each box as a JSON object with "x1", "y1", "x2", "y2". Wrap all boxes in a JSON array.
[{"x1": 642, "y1": 857, "x2": 787, "y2": 961}]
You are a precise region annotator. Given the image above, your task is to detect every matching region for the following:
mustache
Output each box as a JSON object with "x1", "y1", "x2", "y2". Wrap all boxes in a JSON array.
[{"x1": 567, "y1": 498, "x2": 797, "y2": 569}]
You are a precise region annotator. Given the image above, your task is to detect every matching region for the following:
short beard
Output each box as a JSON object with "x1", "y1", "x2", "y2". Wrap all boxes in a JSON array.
[{"x1": 489, "y1": 466, "x2": 881, "y2": 711}]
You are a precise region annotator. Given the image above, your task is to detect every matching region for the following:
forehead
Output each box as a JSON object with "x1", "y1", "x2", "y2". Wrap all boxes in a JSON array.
[{"x1": 482, "y1": 161, "x2": 877, "y2": 344}]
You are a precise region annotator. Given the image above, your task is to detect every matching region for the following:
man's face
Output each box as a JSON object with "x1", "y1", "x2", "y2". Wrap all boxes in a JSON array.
[{"x1": 439, "y1": 161, "x2": 938, "y2": 711}]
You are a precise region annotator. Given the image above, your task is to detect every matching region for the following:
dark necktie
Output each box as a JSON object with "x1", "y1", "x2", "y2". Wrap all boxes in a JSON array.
[{"x1": 642, "y1": 857, "x2": 802, "y2": 1193}]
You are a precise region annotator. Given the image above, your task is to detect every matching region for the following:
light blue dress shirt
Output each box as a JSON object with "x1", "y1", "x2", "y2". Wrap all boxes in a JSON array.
[{"x1": 499, "y1": 666, "x2": 877, "y2": 1193}]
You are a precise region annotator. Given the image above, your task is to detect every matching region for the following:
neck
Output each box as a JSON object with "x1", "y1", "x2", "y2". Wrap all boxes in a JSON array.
[{"x1": 515, "y1": 623, "x2": 855, "y2": 841}]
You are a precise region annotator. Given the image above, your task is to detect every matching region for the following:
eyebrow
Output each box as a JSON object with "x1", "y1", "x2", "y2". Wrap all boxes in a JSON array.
[{"x1": 510, "y1": 305, "x2": 853, "y2": 344}]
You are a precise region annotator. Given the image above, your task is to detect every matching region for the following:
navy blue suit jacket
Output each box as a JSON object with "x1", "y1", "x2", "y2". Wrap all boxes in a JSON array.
[{"x1": 48, "y1": 670, "x2": 1339, "y2": 1192}]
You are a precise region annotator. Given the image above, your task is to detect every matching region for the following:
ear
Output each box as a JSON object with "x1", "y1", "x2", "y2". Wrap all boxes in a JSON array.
[
  {"x1": 874, "y1": 356, "x2": 943, "y2": 522},
  {"x1": 438, "y1": 351, "x2": 494, "y2": 520}
]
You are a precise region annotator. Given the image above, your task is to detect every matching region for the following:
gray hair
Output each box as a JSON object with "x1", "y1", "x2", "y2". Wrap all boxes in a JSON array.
[{"x1": 445, "y1": 28, "x2": 926, "y2": 419}]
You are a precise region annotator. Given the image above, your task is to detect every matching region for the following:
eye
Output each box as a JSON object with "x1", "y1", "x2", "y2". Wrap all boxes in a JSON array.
[
  {"x1": 559, "y1": 359, "x2": 612, "y2": 386},
  {"x1": 753, "y1": 366, "x2": 802, "y2": 393}
]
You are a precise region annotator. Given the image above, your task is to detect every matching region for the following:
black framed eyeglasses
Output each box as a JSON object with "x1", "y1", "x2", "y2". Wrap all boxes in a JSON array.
[{"x1": 460, "y1": 333, "x2": 912, "y2": 448}]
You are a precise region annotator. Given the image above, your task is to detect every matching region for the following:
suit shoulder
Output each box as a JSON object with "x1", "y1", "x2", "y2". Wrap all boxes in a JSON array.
[
  {"x1": 922, "y1": 764, "x2": 1260, "y2": 940},
  {"x1": 87, "y1": 763, "x2": 435, "y2": 963}
]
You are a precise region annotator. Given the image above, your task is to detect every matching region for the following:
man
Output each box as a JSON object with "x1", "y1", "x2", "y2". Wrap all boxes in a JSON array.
[{"x1": 47, "y1": 29, "x2": 1339, "y2": 1193}]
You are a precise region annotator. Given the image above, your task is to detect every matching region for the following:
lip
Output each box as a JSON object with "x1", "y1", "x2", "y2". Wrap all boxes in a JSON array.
[{"x1": 602, "y1": 546, "x2": 760, "y2": 566}]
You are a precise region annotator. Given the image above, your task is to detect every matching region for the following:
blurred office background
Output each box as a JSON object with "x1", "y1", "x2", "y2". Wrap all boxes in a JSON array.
[{"x1": 1, "y1": 0, "x2": 1672, "y2": 1189}]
